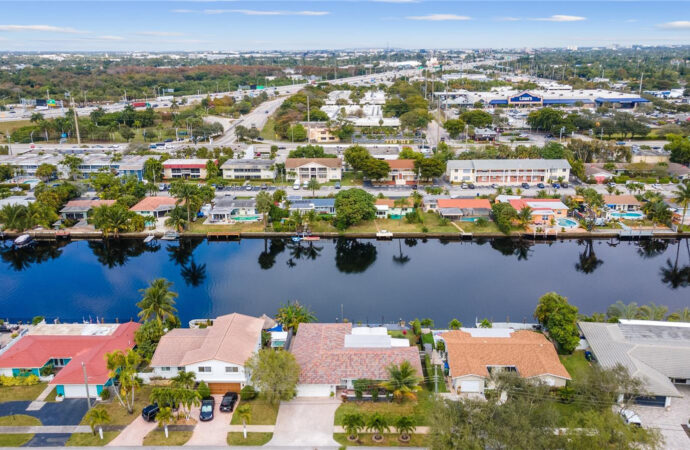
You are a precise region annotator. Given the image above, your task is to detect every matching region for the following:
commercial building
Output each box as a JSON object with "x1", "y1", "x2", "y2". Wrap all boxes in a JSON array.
[
  {"x1": 301, "y1": 122, "x2": 338, "y2": 143},
  {"x1": 578, "y1": 320, "x2": 690, "y2": 407},
  {"x1": 285, "y1": 158, "x2": 342, "y2": 182},
  {"x1": 221, "y1": 159, "x2": 276, "y2": 180},
  {"x1": 440, "y1": 328, "x2": 570, "y2": 395},
  {"x1": 446, "y1": 159, "x2": 571, "y2": 186},
  {"x1": 0, "y1": 322, "x2": 139, "y2": 398},
  {"x1": 163, "y1": 159, "x2": 210, "y2": 179},
  {"x1": 150, "y1": 313, "x2": 264, "y2": 394}
]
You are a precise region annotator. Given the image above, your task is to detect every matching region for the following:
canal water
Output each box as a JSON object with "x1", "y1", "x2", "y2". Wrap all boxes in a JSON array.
[{"x1": 0, "y1": 238, "x2": 688, "y2": 326}]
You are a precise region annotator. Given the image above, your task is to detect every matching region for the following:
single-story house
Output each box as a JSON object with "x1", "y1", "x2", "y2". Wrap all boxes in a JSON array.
[
  {"x1": 509, "y1": 198, "x2": 568, "y2": 225},
  {"x1": 208, "y1": 198, "x2": 259, "y2": 222},
  {"x1": 421, "y1": 195, "x2": 450, "y2": 212},
  {"x1": 163, "y1": 159, "x2": 211, "y2": 180},
  {"x1": 0, "y1": 195, "x2": 35, "y2": 208},
  {"x1": 603, "y1": 195, "x2": 642, "y2": 212},
  {"x1": 221, "y1": 159, "x2": 276, "y2": 180},
  {"x1": 375, "y1": 198, "x2": 414, "y2": 218},
  {"x1": 290, "y1": 323, "x2": 423, "y2": 397},
  {"x1": 289, "y1": 198, "x2": 336, "y2": 216},
  {"x1": 584, "y1": 164, "x2": 614, "y2": 184},
  {"x1": 0, "y1": 322, "x2": 139, "y2": 398},
  {"x1": 578, "y1": 320, "x2": 690, "y2": 407},
  {"x1": 150, "y1": 313, "x2": 264, "y2": 394},
  {"x1": 130, "y1": 196, "x2": 178, "y2": 218},
  {"x1": 383, "y1": 160, "x2": 417, "y2": 186},
  {"x1": 440, "y1": 328, "x2": 571, "y2": 395},
  {"x1": 285, "y1": 158, "x2": 342, "y2": 182},
  {"x1": 437, "y1": 198, "x2": 491, "y2": 220},
  {"x1": 473, "y1": 128, "x2": 497, "y2": 141},
  {"x1": 59, "y1": 199, "x2": 116, "y2": 221}
]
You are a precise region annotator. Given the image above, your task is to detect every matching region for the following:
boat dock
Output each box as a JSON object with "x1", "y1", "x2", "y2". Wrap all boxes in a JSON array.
[{"x1": 207, "y1": 232, "x2": 241, "y2": 240}]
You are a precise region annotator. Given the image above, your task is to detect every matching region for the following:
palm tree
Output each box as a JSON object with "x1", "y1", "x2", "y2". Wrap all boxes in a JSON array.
[
  {"x1": 165, "y1": 207, "x2": 188, "y2": 232},
  {"x1": 667, "y1": 307, "x2": 690, "y2": 322},
  {"x1": 606, "y1": 300, "x2": 639, "y2": 320},
  {"x1": 84, "y1": 407, "x2": 111, "y2": 439},
  {"x1": 0, "y1": 204, "x2": 29, "y2": 231},
  {"x1": 341, "y1": 412, "x2": 365, "y2": 442},
  {"x1": 171, "y1": 371, "x2": 196, "y2": 390},
  {"x1": 156, "y1": 406, "x2": 174, "y2": 438},
  {"x1": 275, "y1": 300, "x2": 316, "y2": 333},
  {"x1": 180, "y1": 260, "x2": 206, "y2": 287},
  {"x1": 105, "y1": 349, "x2": 142, "y2": 414},
  {"x1": 660, "y1": 239, "x2": 690, "y2": 289},
  {"x1": 392, "y1": 239, "x2": 410, "y2": 266},
  {"x1": 169, "y1": 181, "x2": 201, "y2": 227},
  {"x1": 235, "y1": 404, "x2": 252, "y2": 439},
  {"x1": 448, "y1": 318, "x2": 462, "y2": 330},
  {"x1": 307, "y1": 178, "x2": 320, "y2": 197},
  {"x1": 575, "y1": 239, "x2": 603, "y2": 274},
  {"x1": 672, "y1": 181, "x2": 690, "y2": 232},
  {"x1": 255, "y1": 191, "x2": 273, "y2": 229},
  {"x1": 517, "y1": 206, "x2": 532, "y2": 228},
  {"x1": 89, "y1": 204, "x2": 137, "y2": 238},
  {"x1": 394, "y1": 415, "x2": 415, "y2": 443},
  {"x1": 636, "y1": 302, "x2": 668, "y2": 321},
  {"x1": 380, "y1": 360, "x2": 422, "y2": 402},
  {"x1": 366, "y1": 413, "x2": 390, "y2": 442},
  {"x1": 136, "y1": 278, "x2": 178, "y2": 325}
]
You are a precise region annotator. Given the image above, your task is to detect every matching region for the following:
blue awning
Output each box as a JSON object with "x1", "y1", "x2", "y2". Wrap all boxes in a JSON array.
[
  {"x1": 595, "y1": 97, "x2": 650, "y2": 104},
  {"x1": 489, "y1": 99, "x2": 508, "y2": 105}
]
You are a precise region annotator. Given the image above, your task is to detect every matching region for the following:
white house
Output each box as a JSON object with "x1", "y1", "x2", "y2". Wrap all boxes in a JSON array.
[
  {"x1": 285, "y1": 158, "x2": 342, "y2": 182},
  {"x1": 149, "y1": 313, "x2": 263, "y2": 394},
  {"x1": 221, "y1": 159, "x2": 276, "y2": 180}
]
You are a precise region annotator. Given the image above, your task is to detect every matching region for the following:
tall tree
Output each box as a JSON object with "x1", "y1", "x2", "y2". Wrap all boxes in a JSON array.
[
  {"x1": 245, "y1": 349, "x2": 301, "y2": 406},
  {"x1": 255, "y1": 191, "x2": 273, "y2": 229},
  {"x1": 136, "y1": 278, "x2": 179, "y2": 325},
  {"x1": 380, "y1": 360, "x2": 422, "y2": 402},
  {"x1": 275, "y1": 300, "x2": 316, "y2": 333},
  {"x1": 105, "y1": 349, "x2": 142, "y2": 414},
  {"x1": 534, "y1": 292, "x2": 579, "y2": 353}
]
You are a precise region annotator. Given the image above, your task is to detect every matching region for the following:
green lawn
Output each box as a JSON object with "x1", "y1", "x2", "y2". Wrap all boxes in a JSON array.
[
  {"x1": 230, "y1": 398, "x2": 279, "y2": 425},
  {"x1": 44, "y1": 386, "x2": 58, "y2": 402},
  {"x1": 454, "y1": 220, "x2": 502, "y2": 234},
  {"x1": 226, "y1": 432, "x2": 273, "y2": 446},
  {"x1": 79, "y1": 385, "x2": 154, "y2": 427},
  {"x1": 0, "y1": 434, "x2": 34, "y2": 447},
  {"x1": 388, "y1": 330, "x2": 417, "y2": 346},
  {"x1": 260, "y1": 117, "x2": 278, "y2": 141},
  {"x1": 559, "y1": 351, "x2": 593, "y2": 380},
  {"x1": 334, "y1": 390, "x2": 434, "y2": 426},
  {"x1": 0, "y1": 120, "x2": 32, "y2": 135},
  {"x1": 142, "y1": 430, "x2": 193, "y2": 446},
  {"x1": 65, "y1": 432, "x2": 120, "y2": 446},
  {"x1": 188, "y1": 221, "x2": 265, "y2": 233},
  {"x1": 423, "y1": 355, "x2": 448, "y2": 393},
  {"x1": 0, "y1": 415, "x2": 41, "y2": 426},
  {"x1": 333, "y1": 433, "x2": 429, "y2": 447},
  {"x1": 0, "y1": 383, "x2": 47, "y2": 402}
]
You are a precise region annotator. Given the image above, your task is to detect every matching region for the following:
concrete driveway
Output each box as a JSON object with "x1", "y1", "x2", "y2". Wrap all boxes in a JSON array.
[
  {"x1": 106, "y1": 415, "x2": 156, "y2": 447},
  {"x1": 0, "y1": 400, "x2": 88, "y2": 425},
  {"x1": 632, "y1": 385, "x2": 690, "y2": 450},
  {"x1": 268, "y1": 397, "x2": 340, "y2": 448},
  {"x1": 185, "y1": 395, "x2": 231, "y2": 446},
  {"x1": 22, "y1": 433, "x2": 71, "y2": 447}
]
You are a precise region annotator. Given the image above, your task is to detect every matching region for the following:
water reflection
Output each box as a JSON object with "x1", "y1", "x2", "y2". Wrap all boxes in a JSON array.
[
  {"x1": 87, "y1": 239, "x2": 160, "y2": 268},
  {"x1": 0, "y1": 241, "x2": 67, "y2": 271},
  {"x1": 575, "y1": 239, "x2": 604, "y2": 274},
  {"x1": 166, "y1": 238, "x2": 206, "y2": 287},
  {"x1": 490, "y1": 238, "x2": 534, "y2": 261},
  {"x1": 659, "y1": 239, "x2": 690, "y2": 289},
  {"x1": 637, "y1": 239, "x2": 669, "y2": 259},
  {"x1": 285, "y1": 240, "x2": 323, "y2": 268},
  {"x1": 335, "y1": 238, "x2": 377, "y2": 273},
  {"x1": 258, "y1": 239, "x2": 286, "y2": 270},
  {"x1": 392, "y1": 239, "x2": 411, "y2": 266}
]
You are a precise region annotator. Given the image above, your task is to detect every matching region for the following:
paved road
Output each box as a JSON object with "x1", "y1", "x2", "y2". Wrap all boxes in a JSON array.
[
  {"x1": 268, "y1": 397, "x2": 340, "y2": 447},
  {"x1": 0, "y1": 400, "x2": 88, "y2": 426}
]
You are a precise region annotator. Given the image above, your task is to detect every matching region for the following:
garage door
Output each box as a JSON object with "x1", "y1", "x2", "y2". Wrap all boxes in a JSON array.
[
  {"x1": 63, "y1": 384, "x2": 100, "y2": 398},
  {"x1": 208, "y1": 383, "x2": 241, "y2": 394},
  {"x1": 634, "y1": 396, "x2": 666, "y2": 407},
  {"x1": 296, "y1": 384, "x2": 333, "y2": 397},
  {"x1": 459, "y1": 380, "x2": 482, "y2": 393}
]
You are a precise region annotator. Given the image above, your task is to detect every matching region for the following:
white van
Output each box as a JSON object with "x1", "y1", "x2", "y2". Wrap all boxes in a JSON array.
[
  {"x1": 293, "y1": 181, "x2": 301, "y2": 190},
  {"x1": 303, "y1": 179, "x2": 310, "y2": 189}
]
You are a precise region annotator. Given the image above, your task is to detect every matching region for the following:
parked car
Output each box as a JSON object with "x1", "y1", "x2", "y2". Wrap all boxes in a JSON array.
[
  {"x1": 561, "y1": 182, "x2": 569, "y2": 188},
  {"x1": 303, "y1": 180, "x2": 309, "y2": 189},
  {"x1": 260, "y1": 184, "x2": 268, "y2": 190},
  {"x1": 142, "y1": 404, "x2": 159, "y2": 422},
  {"x1": 334, "y1": 181, "x2": 341, "y2": 189},
  {"x1": 293, "y1": 182, "x2": 300, "y2": 190},
  {"x1": 491, "y1": 184, "x2": 499, "y2": 189},
  {"x1": 552, "y1": 183, "x2": 560, "y2": 189},
  {"x1": 467, "y1": 183, "x2": 475, "y2": 189},
  {"x1": 521, "y1": 183, "x2": 530, "y2": 189},
  {"x1": 219, "y1": 392, "x2": 238, "y2": 412},
  {"x1": 619, "y1": 408, "x2": 641, "y2": 427},
  {"x1": 461, "y1": 183, "x2": 468, "y2": 189},
  {"x1": 245, "y1": 184, "x2": 253, "y2": 191},
  {"x1": 536, "y1": 183, "x2": 545, "y2": 189},
  {"x1": 608, "y1": 182, "x2": 617, "y2": 187},
  {"x1": 200, "y1": 398, "x2": 215, "y2": 421},
  {"x1": 651, "y1": 183, "x2": 661, "y2": 189}
]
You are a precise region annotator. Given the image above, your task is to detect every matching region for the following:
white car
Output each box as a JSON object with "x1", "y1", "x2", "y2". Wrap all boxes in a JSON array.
[
  {"x1": 651, "y1": 184, "x2": 661, "y2": 190},
  {"x1": 618, "y1": 408, "x2": 641, "y2": 427}
]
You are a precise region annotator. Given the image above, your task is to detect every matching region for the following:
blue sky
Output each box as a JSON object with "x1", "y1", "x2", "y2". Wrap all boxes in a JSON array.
[{"x1": 0, "y1": 1, "x2": 689, "y2": 51}]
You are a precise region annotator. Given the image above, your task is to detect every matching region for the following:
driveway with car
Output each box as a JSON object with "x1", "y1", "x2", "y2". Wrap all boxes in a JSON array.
[
  {"x1": 268, "y1": 397, "x2": 340, "y2": 447},
  {"x1": 184, "y1": 394, "x2": 230, "y2": 446},
  {"x1": 632, "y1": 385, "x2": 690, "y2": 449}
]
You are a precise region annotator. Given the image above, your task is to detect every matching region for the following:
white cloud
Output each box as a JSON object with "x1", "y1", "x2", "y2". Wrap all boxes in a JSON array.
[
  {"x1": 204, "y1": 9, "x2": 329, "y2": 16},
  {"x1": 658, "y1": 21, "x2": 690, "y2": 29},
  {"x1": 96, "y1": 35, "x2": 125, "y2": 41},
  {"x1": 532, "y1": 15, "x2": 586, "y2": 22},
  {"x1": 0, "y1": 24, "x2": 86, "y2": 33},
  {"x1": 136, "y1": 31, "x2": 184, "y2": 37},
  {"x1": 406, "y1": 14, "x2": 471, "y2": 21}
]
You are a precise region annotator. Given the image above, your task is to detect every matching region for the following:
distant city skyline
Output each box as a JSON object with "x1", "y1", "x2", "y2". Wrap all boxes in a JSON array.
[{"x1": 1, "y1": 1, "x2": 690, "y2": 51}]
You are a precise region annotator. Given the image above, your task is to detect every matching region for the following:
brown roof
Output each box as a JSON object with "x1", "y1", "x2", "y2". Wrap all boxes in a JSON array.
[
  {"x1": 386, "y1": 159, "x2": 416, "y2": 170},
  {"x1": 285, "y1": 158, "x2": 342, "y2": 169},
  {"x1": 375, "y1": 198, "x2": 412, "y2": 207},
  {"x1": 130, "y1": 196, "x2": 178, "y2": 212},
  {"x1": 291, "y1": 323, "x2": 423, "y2": 384},
  {"x1": 437, "y1": 198, "x2": 491, "y2": 210},
  {"x1": 64, "y1": 199, "x2": 116, "y2": 208},
  {"x1": 150, "y1": 313, "x2": 263, "y2": 367},
  {"x1": 441, "y1": 330, "x2": 571, "y2": 380},
  {"x1": 603, "y1": 195, "x2": 641, "y2": 207}
]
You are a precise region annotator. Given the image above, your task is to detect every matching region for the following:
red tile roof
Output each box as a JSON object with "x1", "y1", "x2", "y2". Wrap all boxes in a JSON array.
[
  {"x1": 291, "y1": 323, "x2": 423, "y2": 384},
  {"x1": 130, "y1": 196, "x2": 178, "y2": 212},
  {"x1": 437, "y1": 198, "x2": 491, "y2": 210},
  {"x1": 0, "y1": 322, "x2": 139, "y2": 385},
  {"x1": 386, "y1": 159, "x2": 415, "y2": 170},
  {"x1": 441, "y1": 330, "x2": 571, "y2": 380}
]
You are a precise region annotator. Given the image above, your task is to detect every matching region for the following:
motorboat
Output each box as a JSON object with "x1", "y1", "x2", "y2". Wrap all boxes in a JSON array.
[
  {"x1": 13, "y1": 234, "x2": 34, "y2": 248},
  {"x1": 161, "y1": 231, "x2": 179, "y2": 241},
  {"x1": 143, "y1": 235, "x2": 156, "y2": 244}
]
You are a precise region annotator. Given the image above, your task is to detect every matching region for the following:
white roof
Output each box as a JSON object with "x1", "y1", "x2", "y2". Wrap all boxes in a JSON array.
[{"x1": 459, "y1": 327, "x2": 514, "y2": 338}]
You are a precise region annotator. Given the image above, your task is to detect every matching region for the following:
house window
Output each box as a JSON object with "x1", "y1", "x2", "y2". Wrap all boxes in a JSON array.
[
  {"x1": 225, "y1": 367, "x2": 239, "y2": 373},
  {"x1": 198, "y1": 366, "x2": 212, "y2": 373},
  {"x1": 161, "y1": 367, "x2": 170, "y2": 372},
  {"x1": 177, "y1": 367, "x2": 185, "y2": 372}
]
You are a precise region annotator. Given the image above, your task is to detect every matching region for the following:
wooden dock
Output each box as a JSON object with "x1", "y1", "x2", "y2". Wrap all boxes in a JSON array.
[{"x1": 207, "y1": 232, "x2": 241, "y2": 240}]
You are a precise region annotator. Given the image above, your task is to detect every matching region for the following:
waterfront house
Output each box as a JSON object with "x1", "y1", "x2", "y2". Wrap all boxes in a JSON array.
[
  {"x1": 603, "y1": 195, "x2": 642, "y2": 212},
  {"x1": 437, "y1": 198, "x2": 491, "y2": 220},
  {"x1": 150, "y1": 313, "x2": 263, "y2": 394},
  {"x1": 221, "y1": 159, "x2": 276, "y2": 181},
  {"x1": 130, "y1": 196, "x2": 178, "y2": 218},
  {"x1": 445, "y1": 159, "x2": 571, "y2": 186},
  {"x1": 163, "y1": 159, "x2": 211, "y2": 179},
  {"x1": 421, "y1": 195, "x2": 450, "y2": 212},
  {"x1": 440, "y1": 328, "x2": 570, "y2": 395},
  {"x1": 0, "y1": 322, "x2": 139, "y2": 398},
  {"x1": 208, "y1": 198, "x2": 259, "y2": 222},
  {"x1": 285, "y1": 158, "x2": 342, "y2": 182},
  {"x1": 289, "y1": 198, "x2": 336, "y2": 216},
  {"x1": 508, "y1": 198, "x2": 568, "y2": 226},
  {"x1": 578, "y1": 320, "x2": 690, "y2": 407},
  {"x1": 290, "y1": 323, "x2": 423, "y2": 397},
  {"x1": 375, "y1": 198, "x2": 414, "y2": 219},
  {"x1": 60, "y1": 199, "x2": 116, "y2": 221},
  {"x1": 383, "y1": 160, "x2": 417, "y2": 186}
]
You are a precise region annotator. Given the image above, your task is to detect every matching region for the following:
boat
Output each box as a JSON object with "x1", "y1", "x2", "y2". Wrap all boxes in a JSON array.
[
  {"x1": 291, "y1": 235, "x2": 302, "y2": 243},
  {"x1": 303, "y1": 236, "x2": 320, "y2": 241},
  {"x1": 13, "y1": 234, "x2": 34, "y2": 248},
  {"x1": 376, "y1": 229, "x2": 393, "y2": 239},
  {"x1": 143, "y1": 235, "x2": 156, "y2": 244},
  {"x1": 160, "y1": 231, "x2": 179, "y2": 241}
]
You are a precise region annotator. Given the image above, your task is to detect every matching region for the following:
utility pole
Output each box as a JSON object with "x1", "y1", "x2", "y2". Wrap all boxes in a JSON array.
[
  {"x1": 638, "y1": 73, "x2": 644, "y2": 95},
  {"x1": 82, "y1": 362, "x2": 92, "y2": 410},
  {"x1": 69, "y1": 92, "x2": 81, "y2": 145},
  {"x1": 434, "y1": 364, "x2": 438, "y2": 393}
]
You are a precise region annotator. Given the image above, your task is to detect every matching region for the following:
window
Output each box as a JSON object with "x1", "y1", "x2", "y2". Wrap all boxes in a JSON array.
[
  {"x1": 198, "y1": 366, "x2": 211, "y2": 373},
  {"x1": 225, "y1": 367, "x2": 239, "y2": 373},
  {"x1": 161, "y1": 367, "x2": 171, "y2": 372}
]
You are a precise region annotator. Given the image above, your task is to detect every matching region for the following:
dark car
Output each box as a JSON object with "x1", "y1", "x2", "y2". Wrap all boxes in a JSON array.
[
  {"x1": 468, "y1": 183, "x2": 476, "y2": 189},
  {"x1": 142, "y1": 403, "x2": 159, "y2": 422},
  {"x1": 200, "y1": 398, "x2": 215, "y2": 421},
  {"x1": 561, "y1": 182, "x2": 569, "y2": 188},
  {"x1": 537, "y1": 183, "x2": 545, "y2": 189},
  {"x1": 552, "y1": 183, "x2": 560, "y2": 189},
  {"x1": 521, "y1": 183, "x2": 530, "y2": 189},
  {"x1": 219, "y1": 392, "x2": 238, "y2": 412},
  {"x1": 491, "y1": 184, "x2": 499, "y2": 189}
]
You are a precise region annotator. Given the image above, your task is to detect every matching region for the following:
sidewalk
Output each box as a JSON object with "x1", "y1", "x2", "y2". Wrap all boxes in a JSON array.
[{"x1": 0, "y1": 425, "x2": 91, "y2": 433}]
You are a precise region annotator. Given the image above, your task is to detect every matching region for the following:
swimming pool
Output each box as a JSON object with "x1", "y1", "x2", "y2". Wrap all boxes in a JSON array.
[
  {"x1": 556, "y1": 218, "x2": 578, "y2": 228},
  {"x1": 610, "y1": 212, "x2": 644, "y2": 220},
  {"x1": 460, "y1": 217, "x2": 479, "y2": 222}
]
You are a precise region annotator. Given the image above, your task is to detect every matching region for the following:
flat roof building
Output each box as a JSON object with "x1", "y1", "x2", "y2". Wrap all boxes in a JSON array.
[{"x1": 446, "y1": 159, "x2": 571, "y2": 186}]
